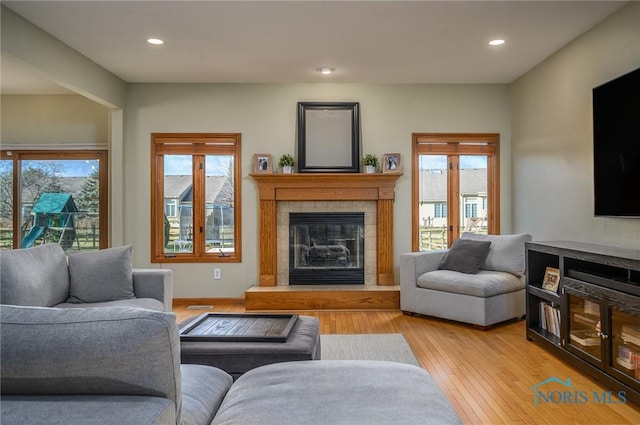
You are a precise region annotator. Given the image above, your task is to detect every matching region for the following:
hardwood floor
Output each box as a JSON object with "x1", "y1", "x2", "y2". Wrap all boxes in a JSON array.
[{"x1": 173, "y1": 300, "x2": 640, "y2": 425}]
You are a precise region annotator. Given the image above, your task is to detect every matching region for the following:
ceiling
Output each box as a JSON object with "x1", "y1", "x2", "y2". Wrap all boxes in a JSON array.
[{"x1": 1, "y1": 1, "x2": 625, "y2": 95}]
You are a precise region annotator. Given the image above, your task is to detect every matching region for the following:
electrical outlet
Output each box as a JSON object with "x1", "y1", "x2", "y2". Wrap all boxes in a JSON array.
[{"x1": 214, "y1": 268, "x2": 221, "y2": 280}]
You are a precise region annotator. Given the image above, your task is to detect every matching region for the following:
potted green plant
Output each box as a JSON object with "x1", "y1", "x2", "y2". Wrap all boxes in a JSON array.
[
  {"x1": 279, "y1": 154, "x2": 295, "y2": 173},
  {"x1": 363, "y1": 154, "x2": 379, "y2": 173}
]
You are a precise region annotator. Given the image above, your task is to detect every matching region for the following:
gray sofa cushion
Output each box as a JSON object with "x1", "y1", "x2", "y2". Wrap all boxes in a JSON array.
[
  {"x1": 0, "y1": 244, "x2": 69, "y2": 307},
  {"x1": 461, "y1": 232, "x2": 532, "y2": 275},
  {"x1": 0, "y1": 305, "x2": 182, "y2": 420},
  {"x1": 438, "y1": 239, "x2": 491, "y2": 274},
  {"x1": 181, "y1": 364, "x2": 233, "y2": 425},
  {"x1": 0, "y1": 395, "x2": 175, "y2": 425},
  {"x1": 55, "y1": 297, "x2": 165, "y2": 311},
  {"x1": 417, "y1": 269, "x2": 524, "y2": 297},
  {"x1": 68, "y1": 244, "x2": 135, "y2": 303},
  {"x1": 211, "y1": 360, "x2": 461, "y2": 425}
]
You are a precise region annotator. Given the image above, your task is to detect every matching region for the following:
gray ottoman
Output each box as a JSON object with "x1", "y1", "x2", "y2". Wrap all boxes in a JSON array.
[
  {"x1": 211, "y1": 360, "x2": 463, "y2": 425},
  {"x1": 180, "y1": 315, "x2": 320, "y2": 379}
]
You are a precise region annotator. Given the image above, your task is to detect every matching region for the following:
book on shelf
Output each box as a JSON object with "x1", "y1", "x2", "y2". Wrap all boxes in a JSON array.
[
  {"x1": 539, "y1": 301, "x2": 560, "y2": 338},
  {"x1": 570, "y1": 329, "x2": 600, "y2": 347},
  {"x1": 616, "y1": 348, "x2": 640, "y2": 379},
  {"x1": 573, "y1": 312, "x2": 599, "y2": 328},
  {"x1": 584, "y1": 300, "x2": 599, "y2": 315},
  {"x1": 616, "y1": 356, "x2": 636, "y2": 370},
  {"x1": 622, "y1": 325, "x2": 640, "y2": 347},
  {"x1": 618, "y1": 345, "x2": 640, "y2": 362}
]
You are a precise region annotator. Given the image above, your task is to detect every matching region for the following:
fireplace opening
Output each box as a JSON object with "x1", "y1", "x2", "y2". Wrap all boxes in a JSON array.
[{"x1": 289, "y1": 212, "x2": 364, "y2": 285}]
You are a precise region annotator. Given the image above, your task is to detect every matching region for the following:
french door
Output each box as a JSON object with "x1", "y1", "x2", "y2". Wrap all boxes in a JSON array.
[
  {"x1": 412, "y1": 133, "x2": 500, "y2": 251},
  {"x1": 0, "y1": 150, "x2": 108, "y2": 251}
]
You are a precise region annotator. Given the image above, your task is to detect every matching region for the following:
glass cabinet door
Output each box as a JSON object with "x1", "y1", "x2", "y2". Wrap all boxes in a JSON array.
[
  {"x1": 567, "y1": 293, "x2": 603, "y2": 366},
  {"x1": 611, "y1": 308, "x2": 640, "y2": 385}
]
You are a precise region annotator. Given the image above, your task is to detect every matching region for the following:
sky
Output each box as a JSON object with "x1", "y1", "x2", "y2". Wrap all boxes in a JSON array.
[
  {"x1": 164, "y1": 155, "x2": 233, "y2": 176},
  {"x1": 420, "y1": 155, "x2": 487, "y2": 170},
  {"x1": 16, "y1": 159, "x2": 100, "y2": 177}
]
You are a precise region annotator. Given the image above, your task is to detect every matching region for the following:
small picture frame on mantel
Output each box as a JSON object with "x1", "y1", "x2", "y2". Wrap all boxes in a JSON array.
[
  {"x1": 253, "y1": 154, "x2": 272, "y2": 174},
  {"x1": 382, "y1": 153, "x2": 401, "y2": 173}
]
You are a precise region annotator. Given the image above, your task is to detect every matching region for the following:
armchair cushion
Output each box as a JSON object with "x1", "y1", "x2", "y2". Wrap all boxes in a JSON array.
[
  {"x1": 418, "y1": 270, "x2": 524, "y2": 297},
  {"x1": 68, "y1": 245, "x2": 135, "y2": 303},
  {"x1": 461, "y1": 233, "x2": 532, "y2": 275},
  {"x1": 438, "y1": 239, "x2": 491, "y2": 274}
]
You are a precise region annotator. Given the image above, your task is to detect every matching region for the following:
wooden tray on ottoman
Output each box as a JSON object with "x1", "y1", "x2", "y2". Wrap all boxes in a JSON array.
[{"x1": 179, "y1": 313, "x2": 298, "y2": 342}]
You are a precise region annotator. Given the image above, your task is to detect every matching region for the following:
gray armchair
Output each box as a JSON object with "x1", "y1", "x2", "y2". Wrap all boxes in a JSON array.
[{"x1": 400, "y1": 233, "x2": 532, "y2": 328}]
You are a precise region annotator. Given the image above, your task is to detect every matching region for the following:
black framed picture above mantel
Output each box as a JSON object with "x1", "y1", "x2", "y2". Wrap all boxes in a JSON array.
[{"x1": 296, "y1": 102, "x2": 361, "y2": 173}]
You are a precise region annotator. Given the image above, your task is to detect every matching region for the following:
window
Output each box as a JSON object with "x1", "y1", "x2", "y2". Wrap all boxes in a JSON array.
[
  {"x1": 164, "y1": 199, "x2": 177, "y2": 218},
  {"x1": 434, "y1": 203, "x2": 447, "y2": 218},
  {"x1": 412, "y1": 133, "x2": 500, "y2": 251},
  {"x1": 0, "y1": 150, "x2": 108, "y2": 251},
  {"x1": 151, "y1": 133, "x2": 241, "y2": 263},
  {"x1": 464, "y1": 201, "x2": 478, "y2": 218}
]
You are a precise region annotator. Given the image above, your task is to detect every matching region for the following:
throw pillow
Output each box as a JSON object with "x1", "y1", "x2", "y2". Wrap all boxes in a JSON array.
[
  {"x1": 68, "y1": 245, "x2": 135, "y2": 303},
  {"x1": 438, "y1": 239, "x2": 492, "y2": 274},
  {"x1": 461, "y1": 232, "x2": 533, "y2": 275},
  {"x1": 0, "y1": 243, "x2": 70, "y2": 306}
]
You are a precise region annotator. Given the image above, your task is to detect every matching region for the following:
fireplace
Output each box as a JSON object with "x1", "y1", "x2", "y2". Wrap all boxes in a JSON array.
[
  {"x1": 251, "y1": 173, "x2": 401, "y2": 287},
  {"x1": 289, "y1": 212, "x2": 365, "y2": 285}
]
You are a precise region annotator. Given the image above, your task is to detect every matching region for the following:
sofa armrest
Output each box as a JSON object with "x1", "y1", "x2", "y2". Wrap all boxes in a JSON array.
[
  {"x1": 400, "y1": 251, "x2": 446, "y2": 312},
  {"x1": 400, "y1": 251, "x2": 446, "y2": 282},
  {"x1": 133, "y1": 269, "x2": 173, "y2": 312}
]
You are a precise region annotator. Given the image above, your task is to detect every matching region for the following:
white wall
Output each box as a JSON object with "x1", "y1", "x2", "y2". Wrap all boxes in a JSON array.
[
  {"x1": 511, "y1": 2, "x2": 640, "y2": 250},
  {"x1": 1, "y1": 5, "x2": 126, "y2": 109},
  {"x1": 1, "y1": 95, "x2": 109, "y2": 145},
  {"x1": 125, "y1": 83, "x2": 511, "y2": 297}
]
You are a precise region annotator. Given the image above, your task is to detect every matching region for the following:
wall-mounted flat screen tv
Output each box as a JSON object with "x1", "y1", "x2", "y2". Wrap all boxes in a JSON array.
[{"x1": 593, "y1": 67, "x2": 640, "y2": 217}]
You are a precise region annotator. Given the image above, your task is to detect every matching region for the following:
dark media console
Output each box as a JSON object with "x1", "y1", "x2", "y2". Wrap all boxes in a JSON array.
[{"x1": 526, "y1": 241, "x2": 640, "y2": 404}]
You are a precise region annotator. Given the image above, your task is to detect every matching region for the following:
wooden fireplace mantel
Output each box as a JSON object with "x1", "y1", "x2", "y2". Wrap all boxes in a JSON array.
[{"x1": 250, "y1": 173, "x2": 402, "y2": 286}]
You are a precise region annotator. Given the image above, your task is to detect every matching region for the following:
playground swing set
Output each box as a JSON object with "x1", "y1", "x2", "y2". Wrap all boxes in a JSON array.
[{"x1": 21, "y1": 193, "x2": 80, "y2": 250}]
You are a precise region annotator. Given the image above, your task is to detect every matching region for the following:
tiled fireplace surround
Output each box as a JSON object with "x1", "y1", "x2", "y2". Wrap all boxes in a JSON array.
[
  {"x1": 277, "y1": 201, "x2": 377, "y2": 285},
  {"x1": 251, "y1": 173, "x2": 401, "y2": 287}
]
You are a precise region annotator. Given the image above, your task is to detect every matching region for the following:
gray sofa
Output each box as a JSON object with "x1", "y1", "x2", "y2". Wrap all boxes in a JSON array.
[
  {"x1": 0, "y1": 305, "x2": 462, "y2": 425},
  {"x1": 0, "y1": 243, "x2": 172, "y2": 312},
  {"x1": 400, "y1": 232, "x2": 532, "y2": 327}
]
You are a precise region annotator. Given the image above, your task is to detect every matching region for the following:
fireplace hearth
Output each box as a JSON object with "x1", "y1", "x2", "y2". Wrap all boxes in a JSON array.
[{"x1": 289, "y1": 212, "x2": 364, "y2": 285}]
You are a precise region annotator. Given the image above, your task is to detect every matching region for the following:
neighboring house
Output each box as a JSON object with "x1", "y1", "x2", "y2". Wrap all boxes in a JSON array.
[
  {"x1": 418, "y1": 168, "x2": 488, "y2": 229},
  {"x1": 163, "y1": 175, "x2": 234, "y2": 244}
]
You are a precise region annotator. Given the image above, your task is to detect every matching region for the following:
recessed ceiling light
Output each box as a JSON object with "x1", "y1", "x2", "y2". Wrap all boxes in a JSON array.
[
  {"x1": 489, "y1": 39, "x2": 506, "y2": 46},
  {"x1": 318, "y1": 67, "x2": 335, "y2": 75},
  {"x1": 147, "y1": 38, "x2": 164, "y2": 45}
]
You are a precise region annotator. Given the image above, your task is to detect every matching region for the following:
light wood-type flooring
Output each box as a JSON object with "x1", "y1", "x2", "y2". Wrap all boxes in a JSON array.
[{"x1": 173, "y1": 300, "x2": 640, "y2": 425}]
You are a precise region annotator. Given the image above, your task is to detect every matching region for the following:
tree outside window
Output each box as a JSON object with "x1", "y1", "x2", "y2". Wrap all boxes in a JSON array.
[{"x1": 0, "y1": 151, "x2": 107, "y2": 251}]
